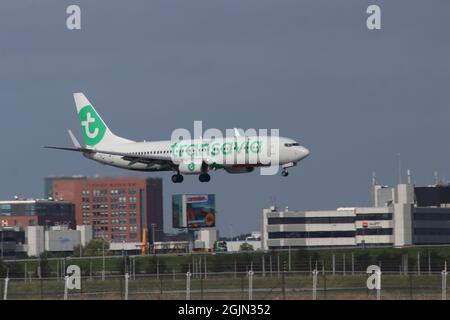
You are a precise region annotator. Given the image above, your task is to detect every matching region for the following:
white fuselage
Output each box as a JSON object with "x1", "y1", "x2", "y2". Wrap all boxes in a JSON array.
[{"x1": 85, "y1": 135, "x2": 309, "y2": 173}]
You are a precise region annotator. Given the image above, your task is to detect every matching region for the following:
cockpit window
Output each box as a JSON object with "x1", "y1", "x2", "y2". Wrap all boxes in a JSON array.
[{"x1": 284, "y1": 142, "x2": 300, "y2": 147}]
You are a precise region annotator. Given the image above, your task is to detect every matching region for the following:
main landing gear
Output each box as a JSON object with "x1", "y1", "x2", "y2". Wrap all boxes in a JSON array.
[
  {"x1": 171, "y1": 173, "x2": 184, "y2": 183},
  {"x1": 281, "y1": 169, "x2": 289, "y2": 177},
  {"x1": 199, "y1": 173, "x2": 211, "y2": 183},
  {"x1": 171, "y1": 173, "x2": 211, "y2": 183}
]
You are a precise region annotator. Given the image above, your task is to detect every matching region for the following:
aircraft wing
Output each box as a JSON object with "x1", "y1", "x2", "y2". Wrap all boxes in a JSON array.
[
  {"x1": 92, "y1": 148, "x2": 169, "y2": 161},
  {"x1": 91, "y1": 148, "x2": 175, "y2": 168},
  {"x1": 43, "y1": 145, "x2": 172, "y2": 163}
]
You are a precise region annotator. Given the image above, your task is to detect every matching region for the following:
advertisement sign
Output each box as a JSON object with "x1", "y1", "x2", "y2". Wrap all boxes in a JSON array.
[
  {"x1": 172, "y1": 194, "x2": 216, "y2": 229},
  {"x1": 362, "y1": 221, "x2": 382, "y2": 229},
  {"x1": 186, "y1": 195, "x2": 215, "y2": 229},
  {"x1": 172, "y1": 194, "x2": 186, "y2": 229}
]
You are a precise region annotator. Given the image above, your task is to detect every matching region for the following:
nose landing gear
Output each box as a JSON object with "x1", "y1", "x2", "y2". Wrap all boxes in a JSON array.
[
  {"x1": 281, "y1": 162, "x2": 296, "y2": 177},
  {"x1": 199, "y1": 173, "x2": 211, "y2": 182},
  {"x1": 171, "y1": 173, "x2": 184, "y2": 183}
]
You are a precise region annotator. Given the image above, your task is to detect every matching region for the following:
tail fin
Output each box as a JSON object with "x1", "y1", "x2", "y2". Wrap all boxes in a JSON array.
[{"x1": 73, "y1": 93, "x2": 134, "y2": 148}]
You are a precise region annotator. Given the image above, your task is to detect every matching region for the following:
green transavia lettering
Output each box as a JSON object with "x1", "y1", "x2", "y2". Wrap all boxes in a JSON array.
[{"x1": 171, "y1": 140, "x2": 262, "y2": 158}]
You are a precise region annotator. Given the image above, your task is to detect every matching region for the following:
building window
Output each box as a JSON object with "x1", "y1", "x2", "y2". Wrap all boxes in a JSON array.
[
  {"x1": 356, "y1": 228, "x2": 393, "y2": 235},
  {"x1": 268, "y1": 231, "x2": 356, "y2": 239},
  {"x1": 268, "y1": 217, "x2": 355, "y2": 225},
  {"x1": 414, "y1": 228, "x2": 450, "y2": 235},
  {"x1": 414, "y1": 213, "x2": 450, "y2": 221},
  {"x1": 355, "y1": 213, "x2": 392, "y2": 221}
]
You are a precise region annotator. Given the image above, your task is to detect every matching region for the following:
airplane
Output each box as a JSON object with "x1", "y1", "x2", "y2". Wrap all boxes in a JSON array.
[{"x1": 45, "y1": 93, "x2": 310, "y2": 183}]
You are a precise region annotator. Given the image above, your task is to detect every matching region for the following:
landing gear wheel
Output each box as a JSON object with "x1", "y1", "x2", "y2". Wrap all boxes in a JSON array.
[
  {"x1": 199, "y1": 173, "x2": 211, "y2": 182},
  {"x1": 172, "y1": 174, "x2": 184, "y2": 183},
  {"x1": 281, "y1": 170, "x2": 289, "y2": 177}
]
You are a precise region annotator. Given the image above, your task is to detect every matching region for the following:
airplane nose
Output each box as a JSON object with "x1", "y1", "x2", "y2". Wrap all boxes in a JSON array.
[{"x1": 298, "y1": 146, "x2": 310, "y2": 159}]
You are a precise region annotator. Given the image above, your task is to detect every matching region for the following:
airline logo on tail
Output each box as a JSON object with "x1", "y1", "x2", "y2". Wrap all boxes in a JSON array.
[{"x1": 78, "y1": 105, "x2": 106, "y2": 146}]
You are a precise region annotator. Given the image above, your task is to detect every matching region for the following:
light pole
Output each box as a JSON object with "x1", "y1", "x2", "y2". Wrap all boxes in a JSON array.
[
  {"x1": 102, "y1": 231, "x2": 105, "y2": 281},
  {"x1": 1, "y1": 228, "x2": 3, "y2": 260},
  {"x1": 151, "y1": 224, "x2": 156, "y2": 255}
]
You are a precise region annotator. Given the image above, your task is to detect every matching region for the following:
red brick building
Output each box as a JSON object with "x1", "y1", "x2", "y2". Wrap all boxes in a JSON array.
[{"x1": 45, "y1": 176, "x2": 163, "y2": 242}]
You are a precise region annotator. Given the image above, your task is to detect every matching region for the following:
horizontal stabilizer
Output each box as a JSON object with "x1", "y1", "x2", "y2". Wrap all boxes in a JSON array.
[{"x1": 43, "y1": 146, "x2": 93, "y2": 153}]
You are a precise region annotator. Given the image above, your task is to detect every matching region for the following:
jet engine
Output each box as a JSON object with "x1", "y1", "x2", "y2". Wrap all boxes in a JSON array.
[
  {"x1": 178, "y1": 159, "x2": 204, "y2": 174},
  {"x1": 224, "y1": 167, "x2": 254, "y2": 174}
]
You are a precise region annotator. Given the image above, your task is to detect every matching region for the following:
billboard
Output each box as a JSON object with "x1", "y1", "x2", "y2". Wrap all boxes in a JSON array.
[
  {"x1": 172, "y1": 194, "x2": 216, "y2": 229},
  {"x1": 172, "y1": 194, "x2": 186, "y2": 229}
]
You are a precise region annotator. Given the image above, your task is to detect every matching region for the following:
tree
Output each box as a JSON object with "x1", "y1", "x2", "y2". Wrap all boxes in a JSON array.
[
  {"x1": 73, "y1": 239, "x2": 110, "y2": 257},
  {"x1": 239, "y1": 243, "x2": 254, "y2": 252},
  {"x1": 0, "y1": 259, "x2": 7, "y2": 277},
  {"x1": 38, "y1": 253, "x2": 50, "y2": 277},
  {"x1": 144, "y1": 256, "x2": 166, "y2": 274}
]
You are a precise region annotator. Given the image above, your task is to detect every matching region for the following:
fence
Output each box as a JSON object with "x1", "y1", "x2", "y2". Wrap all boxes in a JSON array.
[
  {"x1": 1, "y1": 251, "x2": 450, "y2": 299},
  {"x1": 1, "y1": 269, "x2": 449, "y2": 300},
  {"x1": 3, "y1": 251, "x2": 448, "y2": 277}
]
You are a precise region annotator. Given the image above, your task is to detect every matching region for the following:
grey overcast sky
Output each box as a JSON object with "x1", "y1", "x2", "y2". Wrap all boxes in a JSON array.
[{"x1": 0, "y1": 1, "x2": 449, "y2": 236}]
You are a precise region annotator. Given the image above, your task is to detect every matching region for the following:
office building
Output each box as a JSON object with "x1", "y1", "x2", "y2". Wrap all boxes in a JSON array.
[
  {"x1": 0, "y1": 199, "x2": 75, "y2": 230},
  {"x1": 262, "y1": 182, "x2": 450, "y2": 250},
  {"x1": 45, "y1": 176, "x2": 164, "y2": 242},
  {"x1": 27, "y1": 225, "x2": 93, "y2": 257},
  {"x1": 0, "y1": 227, "x2": 25, "y2": 258}
]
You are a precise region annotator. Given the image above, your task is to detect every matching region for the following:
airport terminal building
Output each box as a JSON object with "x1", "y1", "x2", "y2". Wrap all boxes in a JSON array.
[{"x1": 262, "y1": 182, "x2": 450, "y2": 250}]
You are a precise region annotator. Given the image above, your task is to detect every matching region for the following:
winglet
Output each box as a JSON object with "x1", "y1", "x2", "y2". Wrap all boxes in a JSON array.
[
  {"x1": 233, "y1": 128, "x2": 242, "y2": 137},
  {"x1": 68, "y1": 129, "x2": 82, "y2": 148}
]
